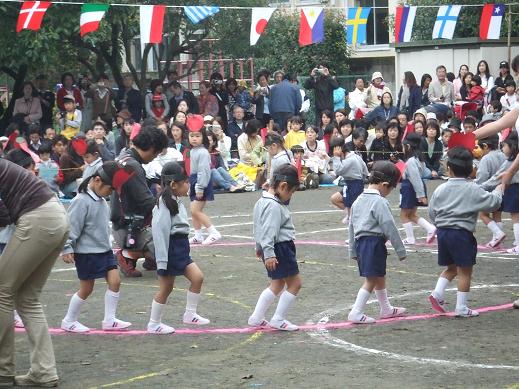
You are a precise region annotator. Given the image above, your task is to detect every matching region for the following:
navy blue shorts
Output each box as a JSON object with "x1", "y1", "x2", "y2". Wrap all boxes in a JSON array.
[
  {"x1": 189, "y1": 174, "x2": 214, "y2": 202},
  {"x1": 263, "y1": 241, "x2": 299, "y2": 280},
  {"x1": 502, "y1": 183, "x2": 519, "y2": 213},
  {"x1": 0, "y1": 243, "x2": 5, "y2": 255},
  {"x1": 75, "y1": 251, "x2": 118, "y2": 281},
  {"x1": 342, "y1": 179, "x2": 364, "y2": 208},
  {"x1": 400, "y1": 179, "x2": 427, "y2": 209},
  {"x1": 355, "y1": 236, "x2": 387, "y2": 277},
  {"x1": 437, "y1": 228, "x2": 477, "y2": 267},
  {"x1": 157, "y1": 234, "x2": 193, "y2": 277}
]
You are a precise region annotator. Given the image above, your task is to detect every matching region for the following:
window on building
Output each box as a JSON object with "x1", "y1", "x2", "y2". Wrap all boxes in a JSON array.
[{"x1": 358, "y1": 0, "x2": 389, "y2": 45}]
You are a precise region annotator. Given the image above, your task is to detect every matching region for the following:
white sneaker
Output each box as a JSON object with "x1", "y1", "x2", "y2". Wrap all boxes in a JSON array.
[
  {"x1": 189, "y1": 236, "x2": 204, "y2": 245},
  {"x1": 102, "y1": 318, "x2": 132, "y2": 331},
  {"x1": 14, "y1": 311, "x2": 24, "y2": 328},
  {"x1": 61, "y1": 319, "x2": 89, "y2": 333},
  {"x1": 428, "y1": 294, "x2": 447, "y2": 313},
  {"x1": 513, "y1": 299, "x2": 519, "y2": 309},
  {"x1": 269, "y1": 318, "x2": 299, "y2": 331},
  {"x1": 341, "y1": 215, "x2": 350, "y2": 225},
  {"x1": 454, "y1": 307, "x2": 479, "y2": 317},
  {"x1": 183, "y1": 311, "x2": 210, "y2": 325},
  {"x1": 347, "y1": 311, "x2": 375, "y2": 324},
  {"x1": 402, "y1": 238, "x2": 416, "y2": 245},
  {"x1": 202, "y1": 232, "x2": 222, "y2": 245},
  {"x1": 379, "y1": 307, "x2": 406, "y2": 319},
  {"x1": 486, "y1": 231, "x2": 506, "y2": 248},
  {"x1": 147, "y1": 322, "x2": 175, "y2": 334},
  {"x1": 506, "y1": 246, "x2": 519, "y2": 254},
  {"x1": 426, "y1": 229, "x2": 437, "y2": 244},
  {"x1": 247, "y1": 317, "x2": 270, "y2": 327}
]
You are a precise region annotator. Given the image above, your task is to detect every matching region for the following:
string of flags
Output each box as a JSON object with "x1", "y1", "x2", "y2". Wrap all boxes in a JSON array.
[{"x1": 12, "y1": 1, "x2": 512, "y2": 47}]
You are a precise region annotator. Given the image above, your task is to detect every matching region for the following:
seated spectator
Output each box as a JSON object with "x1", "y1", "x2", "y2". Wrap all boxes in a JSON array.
[
  {"x1": 59, "y1": 135, "x2": 86, "y2": 198},
  {"x1": 345, "y1": 127, "x2": 369, "y2": 166},
  {"x1": 173, "y1": 110, "x2": 187, "y2": 126},
  {"x1": 145, "y1": 79, "x2": 170, "y2": 121},
  {"x1": 44, "y1": 127, "x2": 56, "y2": 141},
  {"x1": 12, "y1": 81, "x2": 42, "y2": 136},
  {"x1": 284, "y1": 116, "x2": 306, "y2": 150},
  {"x1": 363, "y1": 92, "x2": 398, "y2": 126},
  {"x1": 500, "y1": 80, "x2": 517, "y2": 111},
  {"x1": 482, "y1": 100, "x2": 503, "y2": 122},
  {"x1": 420, "y1": 121, "x2": 443, "y2": 179},
  {"x1": 227, "y1": 106, "x2": 246, "y2": 155},
  {"x1": 348, "y1": 77, "x2": 368, "y2": 118},
  {"x1": 36, "y1": 141, "x2": 60, "y2": 194},
  {"x1": 82, "y1": 140, "x2": 103, "y2": 181},
  {"x1": 318, "y1": 110, "x2": 333, "y2": 139},
  {"x1": 338, "y1": 119, "x2": 354, "y2": 142},
  {"x1": 237, "y1": 119, "x2": 263, "y2": 166},
  {"x1": 168, "y1": 121, "x2": 188, "y2": 153},
  {"x1": 397, "y1": 71, "x2": 421, "y2": 118},
  {"x1": 57, "y1": 94, "x2": 82, "y2": 140},
  {"x1": 27, "y1": 124, "x2": 42, "y2": 153},
  {"x1": 300, "y1": 126, "x2": 333, "y2": 184},
  {"x1": 210, "y1": 117, "x2": 231, "y2": 165},
  {"x1": 168, "y1": 81, "x2": 199, "y2": 115},
  {"x1": 92, "y1": 120, "x2": 116, "y2": 161},
  {"x1": 365, "y1": 72, "x2": 392, "y2": 109},
  {"x1": 368, "y1": 121, "x2": 386, "y2": 164},
  {"x1": 369, "y1": 121, "x2": 403, "y2": 164},
  {"x1": 51, "y1": 135, "x2": 68, "y2": 164},
  {"x1": 413, "y1": 120, "x2": 425, "y2": 137},
  {"x1": 468, "y1": 75, "x2": 485, "y2": 107},
  {"x1": 207, "y1": 130, "x2": 244, "y2": 192},
  {"x1": 459, "y1": 72, "x2": 473, "y2": 101},
  {"x1": 6, "y1": 149, "x2": 36, "y2": 174},
  {"x1": 115, "y1": 117, "x2": 133, "y2": 156},
  {"x1": 334, "y1": 109, "x2": 348, "y2": 124},
  {"x1": 198, "y1": 81, "x2": 219, "y2": 117}
]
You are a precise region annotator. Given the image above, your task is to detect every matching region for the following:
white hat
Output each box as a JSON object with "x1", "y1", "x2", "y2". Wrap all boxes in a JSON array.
[
  {"x1": 426, "y1": 112, "x2": 437, "y2": 121},
  {"x1": 203, "y1": 115, "x2": 214, "y2": 122},
  {"x1": 0, "y1": 136, "x2": 8, "y2": 142},
  {"x1": 371, "y1": 71, "x2": 384, "y2": 81}
]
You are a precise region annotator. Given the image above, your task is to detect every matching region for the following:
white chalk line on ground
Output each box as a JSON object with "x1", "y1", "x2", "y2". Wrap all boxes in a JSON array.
[{"x1": 306, "y1": 284, "x2": 519, "y2": 370}]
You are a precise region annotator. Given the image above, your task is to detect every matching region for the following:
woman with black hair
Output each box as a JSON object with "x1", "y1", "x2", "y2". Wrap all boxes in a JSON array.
[
  {"x1": 209, "y1": 72, "x2": 229, "y2": 129},
  {"x1": 397, "y1": 71, "x2": 421, "y2": 118},
  {"x1": 253, "y1": 70, "x2": 271, "y2": 126},
  {"x1": 420, "y1": 121, "x2": 443, "y2": 179},
  {"x1": 145, "y1": 79, "x2": 170, "y2": 121},
  {"x1": 420, "y1": 73, "x2": 432, "y2": 107},
  {"x1": 12, "y1": 81, "x2": 42, "y2": 135},
  {"x1": 364, "y1": 92, "x2": 398, "y2": 126},
  {"x1": 477, "y1": 60, "x2": 494, "y2": 104},
  {"x1": 56, "y1": 72, "x2": 83, "y2": 111}
]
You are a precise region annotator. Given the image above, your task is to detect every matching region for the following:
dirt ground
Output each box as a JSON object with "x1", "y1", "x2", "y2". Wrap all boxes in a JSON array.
[{"x1": 12, "y1": 182, "x2": 519, "y2": 389}]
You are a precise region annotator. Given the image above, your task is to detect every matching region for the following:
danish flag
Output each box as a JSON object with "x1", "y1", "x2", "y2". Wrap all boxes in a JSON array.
[{"x1": 16, "y1": 1, "x2": 51, "y2": 33}]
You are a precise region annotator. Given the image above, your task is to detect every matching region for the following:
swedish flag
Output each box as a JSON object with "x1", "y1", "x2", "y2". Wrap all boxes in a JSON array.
[{"x1": 346, "y1": 7, "x2": 371, "y2": 45}]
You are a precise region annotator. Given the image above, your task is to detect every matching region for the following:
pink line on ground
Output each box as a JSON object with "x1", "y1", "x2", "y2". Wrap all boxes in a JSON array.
[
  {"x1": 15, "y1": 303, "x2": 513, "y2": 336},
  {"x1": 191, "y1": 240, "x2": 346, "y2": 248}
]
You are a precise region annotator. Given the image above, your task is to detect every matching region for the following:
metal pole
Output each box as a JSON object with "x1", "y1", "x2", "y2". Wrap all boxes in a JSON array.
[{"x1": 508, "y1": 5, "x2": 512, "y2": 64}]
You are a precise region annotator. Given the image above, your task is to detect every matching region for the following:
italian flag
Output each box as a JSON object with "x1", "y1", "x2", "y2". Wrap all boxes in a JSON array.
[{"x1": 80, "y1": 4, "x2": 109, "y2": 37}]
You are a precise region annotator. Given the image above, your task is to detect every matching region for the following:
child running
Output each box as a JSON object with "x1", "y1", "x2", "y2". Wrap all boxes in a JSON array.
[
  {"x1": 475, "y1": 133, "x2": 506, "y2": 247},
  {"x1": 249, "y1": 164, "x2": 301, "y2": 331},
  {"x1": 348, "y1": 161, "x2": 406, "y2": 323},
  {"x1": 147, "y1": 161, "x2": 210, "y2": 334},
  {"x1": 330, "y1": 136, "x2": 369, "y2": 224},
  {"x1": 61, "y1": 161, "x2": 132, "y2": 332},
  {"x1": 428, "y1": 147, "x2": 503, "y2": 317},
  {"x1": 400, "y1": 133, "x2": 436, "y2": 245},
  {"x1": 187, "y1": 115, "x2": 222, "y2": 245}
]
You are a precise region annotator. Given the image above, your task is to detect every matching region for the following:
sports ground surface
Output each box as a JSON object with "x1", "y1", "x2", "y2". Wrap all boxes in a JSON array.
[{"x1": 12, "y1": 183, "x2": 519, "y2": 388}]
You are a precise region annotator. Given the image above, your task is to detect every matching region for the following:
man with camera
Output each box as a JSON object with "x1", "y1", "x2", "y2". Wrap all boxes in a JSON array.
[
  {"x1": 111, "y1": 125, "x2": 169, "y2": 277},
  {"x1": 304, "y1": 64, "x2": 339, "y2": 124}
]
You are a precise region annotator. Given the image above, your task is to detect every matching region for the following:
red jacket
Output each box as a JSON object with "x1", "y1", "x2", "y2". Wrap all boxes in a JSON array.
[
  {"x1": 56, "y1": 87, "x2": 84, "y2": 111},
  {"x1": 468, "y1": 85, "x2": 485, "y2": 105}
]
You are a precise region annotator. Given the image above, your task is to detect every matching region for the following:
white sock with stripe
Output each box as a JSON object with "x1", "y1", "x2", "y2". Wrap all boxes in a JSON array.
[
  {"x1": 271, "y1": 291, "x2": 297, "y2": 323},
  {"x1": 64, "y1": 293, "x2": 85, "y2": 323},
  {"x1": 103, "y1": 289, "x2": 120, "y2": 324},
  {"x1": 403, "y1": 222, "x2": 415, "y2": 242},
  {"x1": 349, "y1": 287, "x2": 371, "y2": 319},
  {"x1": 149, "y1": 299, "x2": 166, "y2": 324},
  {"x1": 249, "y1": 288, "x2": 276, "y2": 324},
  {"x1": 375, "y1": 288, "x2": 392, "y2": 313}
]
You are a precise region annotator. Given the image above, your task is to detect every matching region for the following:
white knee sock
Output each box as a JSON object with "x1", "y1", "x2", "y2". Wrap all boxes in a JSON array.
[
  {"x1": 194, "y1": 229, "x2": 203, "y2": 238},
  {"x1": 103, "y1": 290, "x2": 120, "y2": 323},
  {"x1": 149, "y1": 299, "x2": 166, "y2": 324},
  {"x1": 403, "y1": 222, "x2": 415, "y2": 241},
  {"x1": 185, "y1": 291, "x2": 201, "y2": 313},
  {"x1": 64, "y1": 293, "x2": 85, "y2": 322},
  {"x1": 271, "y1": 291, "x2": 297, "y2": 322},
  {"x1": 487, "y1": 221, "x2": 501, "y2": 238},
  {"x1": 351, "y1": 287, "x2": 371, "y2": 314},
  {"x1": 375, "y1": 289, "x2": 392, "y2": 312},
  {"x1": 207, "y1": 225, "x2": 218, "y2": 235},
  {"x1": 417, "y1": 217, "x2": 435, "y2": 234},
  {"x1": 432, "y1": 277, "x2": 450, "y2": 301},
  {"x1": 250, "y1": 288, "x2": 276, "y2": 321},
  {"x1": 456, "y1": 291, "x2": 469, "y2": 311},
  {"x1": 513, "y1": 224, "x2": 519, "y2": 247},
  {"x1": 497, "y1": 221, "x2": 504, "y2": 231}
]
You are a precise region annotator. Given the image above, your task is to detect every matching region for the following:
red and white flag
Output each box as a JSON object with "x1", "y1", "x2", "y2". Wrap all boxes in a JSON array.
[
  {"x1": 479, "y1": 3, "x2": 505, "y2": 40},
  {"x1": 16, "y1": 1, "x2": 51, "y2": 33},
  {"x1": 140, "y1": 5, "x2": 166, "y2": 44},
  {"x1": 250, "y1": 7, "x2": 275, "y2": 46}
]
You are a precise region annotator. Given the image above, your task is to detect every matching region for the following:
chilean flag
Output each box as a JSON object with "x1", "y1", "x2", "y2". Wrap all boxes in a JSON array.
[
  {"x1": 480, "y1": 3, "x2": 505, "y2": 40},
  {"x1": 250, "y1": 7, "x2": 276, "y2": 46},
  {"x1": 140, "y1": 5, "x2": 166, "y2": 44},
  {"x1": 299, "y1": 7, "x2": 324, "y2": 47},
  {"x1": 394, "y1": 5, "x2": 417, "y2": 43}
]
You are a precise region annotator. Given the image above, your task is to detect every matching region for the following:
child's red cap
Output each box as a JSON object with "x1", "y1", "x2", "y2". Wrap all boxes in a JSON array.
[
  {"x1": 71, "y1": 138, "x2": 88, "y2": 156},
  {"x1": 449, "y1": 132, "x2": 475, "y2": 151},
  {"x1": 186, "y1": 114, "x2": 204, "y2": 133}
]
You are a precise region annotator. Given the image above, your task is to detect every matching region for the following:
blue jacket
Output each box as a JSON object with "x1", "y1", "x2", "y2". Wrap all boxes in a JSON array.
[
  {"x1": 363, "y1": 105, "x2": 399, "y2": 126},
  {"x1": 268, "y1": 80, "x2": 302, "y2": 115}
]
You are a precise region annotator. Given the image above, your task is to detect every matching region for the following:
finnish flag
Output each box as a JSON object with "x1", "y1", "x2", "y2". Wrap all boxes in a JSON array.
[{"x1": 432, "y1": 5, "x2": 462, "y2": 40}]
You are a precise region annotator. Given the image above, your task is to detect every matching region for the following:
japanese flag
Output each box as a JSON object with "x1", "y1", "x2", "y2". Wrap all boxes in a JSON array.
[{"x1": 250, "y1": 7, "x2": 276, "y2": 46}]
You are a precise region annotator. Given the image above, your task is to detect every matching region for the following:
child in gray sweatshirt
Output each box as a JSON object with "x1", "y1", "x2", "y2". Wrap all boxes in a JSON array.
[
  {"x1": 61, "y1": 162, "x2": 132, "y2": 333},
  {"x1": 250, "y1": 164, "x2": 301, "y2": 331},
  {"x1": 348, "y1": 161, "x2": 406, "y2": 324},
  {"x1": 148, "y1": 161, "x2": 210, "y2": 335},
  {"x1": 428, "y1": 147, "x2": 503, "y2": 317},
  {"x1": 476, "y1": 134, "x2": 507, "y2": 247}
]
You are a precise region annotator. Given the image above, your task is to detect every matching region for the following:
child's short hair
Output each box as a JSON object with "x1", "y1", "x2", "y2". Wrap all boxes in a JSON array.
[
  {"x1": 28, "y1": 124, "x2": 40, "y2": 136},
  {"x1": 441, "y1": 128, "x2": 453, "y2": 136},
  {"x1": 447, "y1": 147, "x2": 473, "y2": 177},
  {"x1": 478, "y1": 134, "x2": 499, "y2": 150},
  {"x1": 352, "y1": 127, "x2": 368, "y2": 141},
  {"x1": 490, "y1": 100, "x2": 502, "y2": 112},
  {"x1": 472, "y1": 74, "x2": 482, "y2": 86},
  {"x1": 339, "y1": 118, "x2": 353, "y2": 128},
  {"x1": 271, "y1": 164, "x2": 299, "y2": 191},
  {"x1": 52, "y1": 134, "x2": 68, "y2": 146},
  {"x1": 505, "y1": 80, "x2": 517, "y2": 89},
  {"x1": 85, "y1": 140, "x2": 100, "y2": 156},
  {"x1": 264, "y1": 133, "x2": 284, "y2": 147},
  {"x1": 289, "y1": 115, "x2": 303, "y2": 125},
  {"x1": 426, "y1": 121, "x2": 440, "y2": 138},
  {"x1": 245, "y1": 119, "x2": 263, "y2": 135},
  {"x1": 37, "y1": 141, "x2": 53, "y2": 155},
  {"x1": 385, "y1": 121, "x2": 398, "y2": 132},
  {"x1": 369, "y1": 161, "x2": 401, "y2": 188},
  {"x1": 6, "y1": 149, "x2": 34, "y2": 169},
  {"x1": 271, "y1": 123, "x2": 282, "y2": 134},
  {"x1": 328, "y1": 135, "x2": 345, "y2": 149},
  {"x1": 375, "y1": 120, "x2": 386, "y2": 131},
  {"x1": 290, "y1": 145, "x2": 304, "y2": 155},
  {"x1": 463, "y1": 116, "x2": 477, "y2": 127},
  {"x1": 305, "y1": 125, "x2": 318, "y2": 134},
  {"x1": 323, "y1": 123, "x2": 337, "y2": 136}
]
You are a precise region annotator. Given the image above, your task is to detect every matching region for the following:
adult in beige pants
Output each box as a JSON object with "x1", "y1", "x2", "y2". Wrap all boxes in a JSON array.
[{"x1": 0, "y1": 159, "x2": 69, "y2": 387}]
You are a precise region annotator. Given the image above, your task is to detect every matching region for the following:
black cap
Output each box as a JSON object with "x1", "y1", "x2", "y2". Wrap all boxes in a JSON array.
[
  {"x1": 500, "y1": 61, "x2": 510, "y2": 69},
  {"x1": 448, "y1": 118, "x2": 462, "y2": 130},
  {"x1": 161, "y1": 161, "x2": 188, "y2": 183}
]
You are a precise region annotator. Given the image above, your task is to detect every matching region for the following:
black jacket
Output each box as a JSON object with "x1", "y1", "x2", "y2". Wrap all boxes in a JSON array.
[
  {"x1": 304, "y1": 75, "x2": 338, "y2": 112},
  {"x1": 420, "y1": 138, "x2": 443, "y2": 172},
  {"x1": 110, "y1": 148, "x2": 156, "y2": 229},
  {"x1": 117, "y1": 88, "x2": 143, "y2": 123},
  {"x1": 169, "y1": 90, "x2": 200, "y2": 115}
]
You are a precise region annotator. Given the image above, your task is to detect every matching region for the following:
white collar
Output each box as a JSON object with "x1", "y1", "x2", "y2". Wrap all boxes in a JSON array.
[
  {"x1": 87, "y1": 188, "x2": 101, "y2": 201},
  {"x1": 89, "y1": 157, "x2": 102, "y2": 167},
  {"x1": 262, "y1": 191, "x2": 282, "y2": 203},
  {"x1": 364, "y1": 188, "x2": 380, "y2": 195}
]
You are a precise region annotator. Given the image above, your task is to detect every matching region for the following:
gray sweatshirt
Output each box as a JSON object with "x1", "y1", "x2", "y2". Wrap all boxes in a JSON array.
[
  {"x1": 268, "y1": 150, "x2": 293, "y2": 183},
  {"x1": 62, "y1": 189, "x2": 111, "y2": 254},
  {"x1": 82, "y1": 157, "x2": 103, "y2": 182},
  {"x1": 332, "y1": 153, "x2": 368, "y2": 181},
  {"x1": 403, "y1": 156, "x2": 426, "y2": 198},
  {"x1": 475, "y1": 150, "x2": 506, "y2": 185},
  {"x1": 348, "y1": 189, "x2": 406, "y2": 259},
  {"x1": 152, "y1": 196, "x2": 191, "y2": 271},
  {"x1": 480, "y1": 160, "x2": 519, "y2": 190},
  {"x1": 253, "y1": 191, "x2": 295, "y2": 258},
  {"x1": 190, "y1": 146, "x2": 211, "y2": 193},
  {"x1": 429, "y1": 178, "x2": 502, "y2": 232}
]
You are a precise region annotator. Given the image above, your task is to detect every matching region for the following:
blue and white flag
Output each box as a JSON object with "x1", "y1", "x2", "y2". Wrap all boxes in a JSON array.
[
  {"x1": 184, "y1": 5, "x2": 220, "y2": 24},
  {"x1": 432, "y1": 5, "x2": 462, "y2": 40}
]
